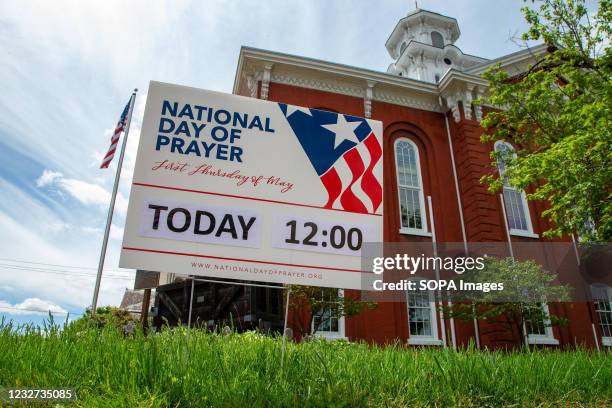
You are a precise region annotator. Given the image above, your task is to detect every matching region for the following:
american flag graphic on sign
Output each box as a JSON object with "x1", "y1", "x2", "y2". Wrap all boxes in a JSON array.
[
  {"x1": 279, "y1": 104, "x2": 382, "y2": 214},
  {"x1": 100, "y1": 100, "x2": 131, "y2": 169}
]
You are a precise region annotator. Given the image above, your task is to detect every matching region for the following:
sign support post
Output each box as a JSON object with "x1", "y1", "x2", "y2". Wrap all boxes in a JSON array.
[
  {"x1": 140, "y1": 288, "x2": 151, "y2": 331},
  {"x1": 187, "y1": 277, "x2": 195, "y2": 340},
  {"x1": 280, "y1": 288, "x2": 291, "y2": 371}
]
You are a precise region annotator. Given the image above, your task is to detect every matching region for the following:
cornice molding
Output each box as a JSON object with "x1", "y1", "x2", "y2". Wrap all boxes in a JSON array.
[
  {"x1": 271, "y1": 73, "x2": 441, "y2": 112},
  {"x1": 235, "y1": 46, "x2": 491, "y2": 118},
  {"x1": 237, "y1": 47, "x2": 439, "y2": 95},
  {"x1": 373, "y1": 90, "x2": 441, "y2": 112},
  {"x1": 270, "y1": 73, "x2": 365, "y2": 98}
]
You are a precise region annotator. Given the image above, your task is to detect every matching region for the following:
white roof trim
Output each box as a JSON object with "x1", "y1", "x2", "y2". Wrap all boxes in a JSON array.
[
  {"x1": 465, "y1": 43, "x2": 549, "y2": 74},
  {"x1": 233, "y1": 45, "x2": 541, "y2": 115},
  {"x1": 234, "y1": 46, "x2": 442, "y2": 95}
]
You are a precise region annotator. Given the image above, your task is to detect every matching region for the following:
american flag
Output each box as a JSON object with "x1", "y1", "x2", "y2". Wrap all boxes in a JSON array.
[
  {"x1": 100, "y1": 100, "x2": 131, "y2": 169},
  {"x1": 280, "y1": 104, "x2": 382, "y2": 214}
]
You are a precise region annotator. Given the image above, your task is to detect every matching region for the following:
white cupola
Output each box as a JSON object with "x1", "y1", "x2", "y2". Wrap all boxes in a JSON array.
[{"x1": 386, "y1": 9, "x2": 486, "y2": 83}]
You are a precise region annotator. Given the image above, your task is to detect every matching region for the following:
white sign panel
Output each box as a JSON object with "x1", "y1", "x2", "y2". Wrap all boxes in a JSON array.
[{"x1": 120, "y1": 81, "x2": 383, "y2": 289}]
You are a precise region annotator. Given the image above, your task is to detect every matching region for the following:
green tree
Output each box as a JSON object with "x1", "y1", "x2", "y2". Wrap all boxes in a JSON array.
[
  {"x1": 480, "y1": 0, "x2": 611, "y2": 242},
  {"x1": 443, "y1": 257, "x2": 571, "y2": 346},
  {"x1": 70, "y1": 306, "x2": 138, "y2": 332},
  {"x1": 286, "y1": 286, "x2": 376, "y2": 337}
]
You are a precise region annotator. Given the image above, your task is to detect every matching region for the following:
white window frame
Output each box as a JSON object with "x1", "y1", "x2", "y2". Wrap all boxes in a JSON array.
[
  {"x1": 495, "y1": 141, "x2": 538, "y2": 239},
  {"x1": 526, "y1": 303, "x2": 559, "y2": 345},
  {"x1": 394, "y1": 138, "x2": 430, "y2": 237},
  {"x1": 591, "y1": 284, "x2": 612, "y2": 347},
  {"x1": 312, "y1": 289, "x2": 347, "y2": 341},
  {"x1": 406, "y1": 281, "x2": 442, "y2": 346}
]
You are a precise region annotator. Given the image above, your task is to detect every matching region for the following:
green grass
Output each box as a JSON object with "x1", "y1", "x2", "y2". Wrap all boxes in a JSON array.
[{"x1": 0, "y1": 318, "x2": 610, "y2": 407}]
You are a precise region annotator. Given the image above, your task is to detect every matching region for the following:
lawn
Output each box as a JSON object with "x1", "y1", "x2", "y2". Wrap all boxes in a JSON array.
[{"x1": 0, "y1": 318, "x2": 610, "y2": 407}]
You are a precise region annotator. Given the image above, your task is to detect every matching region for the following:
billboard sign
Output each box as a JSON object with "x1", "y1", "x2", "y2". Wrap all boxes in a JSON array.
[{"x1": 120, "y1": 81, "x2": 383, "y2": 289}]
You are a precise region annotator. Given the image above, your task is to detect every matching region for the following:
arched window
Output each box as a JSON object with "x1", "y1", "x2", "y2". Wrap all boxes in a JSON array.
[
  {"x1": 592, "y1": 284, "x2": 612, "y2": 346},
  {"x1": 406, "y1": 281, "x2": 440, "y2": 345},
  {"x1": 399, "y1": 41, "x2": 407, "y2": 56},
  {"x1": 395, "y1": 138, "x2": 427, "y2": 234},
  {"x1": 431, "y1": 31, "x2": 444, "y2": 48},
  {"x1": 495, "y1": 141, "x2": 535, "y2": 236}
]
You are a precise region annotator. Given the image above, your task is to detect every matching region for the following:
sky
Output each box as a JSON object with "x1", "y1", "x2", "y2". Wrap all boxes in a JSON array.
[{"x1": 0, "y1": 0, "x2": 549, "y2": 326}]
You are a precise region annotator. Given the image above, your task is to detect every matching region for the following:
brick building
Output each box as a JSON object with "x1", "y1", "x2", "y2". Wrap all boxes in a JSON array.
[{"x1": 229, "y1": 8, "x2": 611, "y2": 349}]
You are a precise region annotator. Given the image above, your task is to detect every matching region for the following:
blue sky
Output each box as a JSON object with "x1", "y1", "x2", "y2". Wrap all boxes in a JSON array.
[{"x1": 0, "y1": 0, "x2": 551, "y2": 326}]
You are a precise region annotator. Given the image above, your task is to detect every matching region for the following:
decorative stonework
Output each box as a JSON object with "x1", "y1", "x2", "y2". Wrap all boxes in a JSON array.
[
  {"x1": 260, "y1": 63, "x2": 273, "y2": 100},
  {"x1": 463, "y1": 92, "x2": 473, "y2": 121},
  {"x1": 445, "y1": 92, "x2": 462, "y2": 122},
  {"x1": 364, "y1": 81, "x2": 375, "y2": 118},
  {"x1": 473, "y1": 88, "x2": 484, "y2": 121},
  {"x1": 270, "y1": 73, "x2": 365, "y2": 98},
  {"x1": 374, "y1": 90, "x2": 441, "y2": 112},
  {"x1": 385, "y1": 10, "x2": 486, "y2": 83},
  {"x1": 474, "y1": 105, "x2": 483, "y2": 122},
  {"x1": 442, "y1": 84, "x2": 483, "y2": 123},
  {"x1": 268, "y1": 71, "x2": 444, "y2": 112},
  {"x1": 246, "y1": 75, "x2": 258, "y2": 98},
  {"x1": 270, "y1": 72, "x2": 441, "y2": 112}
]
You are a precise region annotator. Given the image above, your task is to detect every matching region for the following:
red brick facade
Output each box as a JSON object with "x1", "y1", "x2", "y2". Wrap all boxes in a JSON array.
[{"x1": 259, "y1": 80, "x2": 603, "y2": 349}]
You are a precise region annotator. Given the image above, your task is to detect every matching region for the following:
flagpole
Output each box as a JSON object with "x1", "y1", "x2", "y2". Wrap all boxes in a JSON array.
[{"x1": 91, "y1": 89, "x2": 138, "y2": 316}]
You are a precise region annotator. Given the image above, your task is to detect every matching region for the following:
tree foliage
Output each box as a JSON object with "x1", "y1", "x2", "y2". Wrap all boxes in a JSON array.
[
  {"x1": 480, "y1": 0, "x2": 611, "y2": 241},
  {"x1": 443, "y1": 257, "x2": 571, "y2": 346},
  {"x1": 70, "y1": 306, "x2": 138, "y2": 332}
]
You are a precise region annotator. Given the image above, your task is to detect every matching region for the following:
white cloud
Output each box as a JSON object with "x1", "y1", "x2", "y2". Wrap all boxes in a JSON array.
[
  {"x1": 36, "y1": 170, "x2": 63, "y2": 187},
  {"x1": 58, "y1": 178, "x2": 111, "y2": 206},
  {"x1": 0, "y1": 298, "x2": 68, "y2": 316},
  {"x1": 36, "y1": 170, "x2": 128, "y2": 216},
  {"x1": 0, "y1": 211, "x2": 134, "y2": 309}
]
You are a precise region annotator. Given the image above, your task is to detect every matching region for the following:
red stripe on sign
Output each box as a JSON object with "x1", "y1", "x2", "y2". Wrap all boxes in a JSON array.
[
  {"x1": 339, "y1": 148, "x2": 368, "y2": 213},
  {"x1": 122, "y1": 246, "x2": 371, "y2": 273},
  {"x1": 320, "y1": 167, "x2": 343, "y2": 209},
  {"x1": 131, "y1": 182, "x2": 383, "y2": 216},
  {"x1": 361, "y1": 133, "x2": 383, "y2": 213}
]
